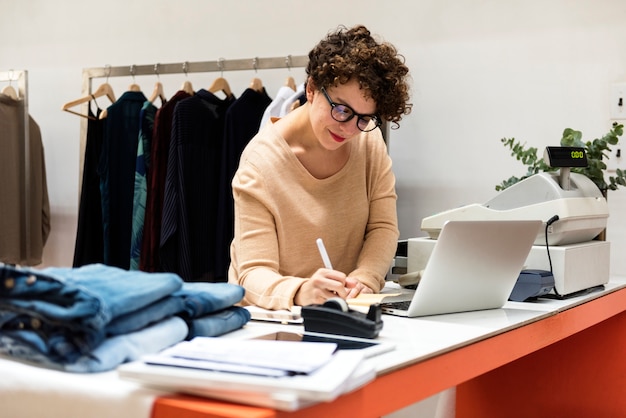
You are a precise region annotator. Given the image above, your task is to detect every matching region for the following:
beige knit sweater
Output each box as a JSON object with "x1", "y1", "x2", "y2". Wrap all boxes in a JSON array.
[{"x1": 228, "y1": 121, "x2": 399, "y2": 310}]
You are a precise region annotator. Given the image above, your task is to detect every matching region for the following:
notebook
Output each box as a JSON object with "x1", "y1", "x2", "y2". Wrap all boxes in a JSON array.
[{"x1": 380, "y1": 219, "x2": 542, "y2": 317}]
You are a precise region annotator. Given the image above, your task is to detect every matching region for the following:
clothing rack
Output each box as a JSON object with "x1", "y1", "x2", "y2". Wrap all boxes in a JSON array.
[
  {"x1": 83, "y1": 55, "x2": 309, "y2": 81},
  {"x1": 80, "y1": 55, "x2": 309, "y2": 102},
  {"x1": 0, "y1": 70, "x2": 30, "y2": 255},
  {"x1": 75, "y1": 55, "x2": 309, "y2": 185}
]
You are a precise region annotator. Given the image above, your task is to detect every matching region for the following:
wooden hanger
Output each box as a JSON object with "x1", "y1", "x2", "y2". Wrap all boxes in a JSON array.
[
  {"x1": 127, "y1": 65, "x2": 141, "y2": 93},
  {"x1": 149, "y1": 81, "x2": 166, "y2": 104},
  {"x1": 99, "y1": 81, "x2": 142, "y2": 120},
  {"x1": 1, "y1": 84, "x2": 19, "y2": 100},
  {"x1": 249, "y1": 77, "x2": 264, "y2": 93},
  {"x1": 181, "y1": 79, "x2": 194, "y2": 95},
  {"x1": 62, "y1": 82, "x2": 116, "y2": 120},
  {"x1": 285, "y1": 76, "x2": 296, "y2": 91},
  {"x1": 209, "y1": 76, "x2": 232, "y2": 97}
]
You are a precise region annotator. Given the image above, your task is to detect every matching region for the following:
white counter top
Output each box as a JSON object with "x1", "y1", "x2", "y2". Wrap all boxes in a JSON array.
[{"x1": 2, "y1": 276, "x2": 625, "y2": 417}]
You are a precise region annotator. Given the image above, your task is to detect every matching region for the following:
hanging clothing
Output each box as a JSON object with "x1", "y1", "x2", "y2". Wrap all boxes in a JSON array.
[
  {"x1": 73, "y1": 104, "x2": 105, "y2": 267},
  {"x1": 279, "y1": 82, "x2": 305, "y2": 116},
  {"x1": 160, "y1": 89, "x2": 235, "y2": 281},
  {"x1": 0, "y1": 94, "x2": 50, "y2": 265},
  {"x1": 130, "y1": 101, "x2": 158, "y2": 270},
  {"x1": 140, "y1": 90, "x2": 192, "y2": 273},
  {"x1": 215, "y1": 87, "x2": 272, "y2": 281},
  {"x1": 258, "y1": 85, "x2": 296, "y2": 130},
  {"x1": 98, "y1": 90, "x2": 147, "y2": 270}
]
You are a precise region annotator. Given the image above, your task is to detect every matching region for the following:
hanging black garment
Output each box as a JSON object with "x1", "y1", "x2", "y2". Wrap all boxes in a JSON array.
[
  {"x1": 160, "y1": 89, "x2": 235, "y2": 281},
  {"x1": 98, "y1": 90, "x2": 147, "y2": 270},
  {"x1": 140, "y1": 90, "x2": 192, "y2": 272},
  {"x1": 214, "y1": 87, "x2": 272, "y2": 281},
  {"x1": 73, "y1": 105, "x2": 105, "y2": 267}
]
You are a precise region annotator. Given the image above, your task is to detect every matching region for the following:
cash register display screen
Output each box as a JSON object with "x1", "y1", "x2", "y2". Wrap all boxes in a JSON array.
[{"x1": 545, "y1": 146, "x2": 587, "y2": 167}]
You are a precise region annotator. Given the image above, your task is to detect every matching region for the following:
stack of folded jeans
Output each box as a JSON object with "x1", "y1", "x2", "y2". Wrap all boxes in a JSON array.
[{"x1": 0, "y1": 263, "x2": 250, "y2": 372}]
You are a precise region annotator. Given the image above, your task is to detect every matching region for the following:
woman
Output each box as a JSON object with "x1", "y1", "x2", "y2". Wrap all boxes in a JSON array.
[{"x1": 228, "y1": 24, "x2": 412, "y2": 310}]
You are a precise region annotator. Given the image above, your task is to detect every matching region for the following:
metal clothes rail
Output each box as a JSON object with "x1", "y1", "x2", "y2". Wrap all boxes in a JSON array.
[
  {"x1": 80, "y1": 55, "x2": 309, "y2": 96},
  {"x1": 0, "y1": 70, "x2": 30, "y2": 257},
  {"x1": 84, "y1": 55, "x2": 308, "y2": 79}
]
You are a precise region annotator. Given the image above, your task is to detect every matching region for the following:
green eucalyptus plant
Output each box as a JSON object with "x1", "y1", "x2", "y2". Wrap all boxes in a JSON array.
[{"x1": 496, "y1": 122, "x2": 626, "y2": 193}]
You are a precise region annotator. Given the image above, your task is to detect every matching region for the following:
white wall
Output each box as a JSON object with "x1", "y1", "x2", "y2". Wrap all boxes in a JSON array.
[{"x1": 1, "y1": 0, "x2": 625, "y2": 276}]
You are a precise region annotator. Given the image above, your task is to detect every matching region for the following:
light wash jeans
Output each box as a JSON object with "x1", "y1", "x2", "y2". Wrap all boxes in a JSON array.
[
  {"x1": 0, "y1": 316, "x2": 189, "y2": 372},
  {"x1": 0, "y1": 263, "x2": 182, "y2": 362},
  {"x1": 0, "y1": 263, "x2": 250, "y2": 371},
  {"x1": 188, "y1": 306, "x2": 251, "y2": 339}
]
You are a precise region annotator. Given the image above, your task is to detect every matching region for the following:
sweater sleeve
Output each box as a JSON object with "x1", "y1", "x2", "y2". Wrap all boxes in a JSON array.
[{"x1": 229, "y1": 163, "x2": 306, "y2": 310}]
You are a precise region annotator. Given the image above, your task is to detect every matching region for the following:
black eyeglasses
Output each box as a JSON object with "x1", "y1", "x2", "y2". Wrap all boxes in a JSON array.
[{"x1": 320, "y1": 87, "x2": 382, "y2": 132}]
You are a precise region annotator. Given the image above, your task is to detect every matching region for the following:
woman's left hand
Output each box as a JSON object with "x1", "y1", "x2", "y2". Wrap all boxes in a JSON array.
[{"x1": 344, "y1": 277, "x2": 374, "y2": 299}]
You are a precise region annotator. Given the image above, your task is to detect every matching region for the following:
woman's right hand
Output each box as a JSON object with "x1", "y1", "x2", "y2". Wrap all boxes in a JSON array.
[{"x1": 293, "y1": 268, "x2": 349, "y2": 306}]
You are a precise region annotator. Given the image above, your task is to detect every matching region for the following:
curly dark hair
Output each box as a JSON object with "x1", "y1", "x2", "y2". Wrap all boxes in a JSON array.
[{"x1": 306, "y1": 24, "x2": 412, "y2": 127}]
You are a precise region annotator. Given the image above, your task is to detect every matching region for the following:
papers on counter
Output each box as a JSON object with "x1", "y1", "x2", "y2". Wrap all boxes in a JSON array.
[
  {"x1": 118, "y1": 336, "x2": 374, "y2": 411},
  {"x1": 141, "y1": 337, "x2": 336, "y2": 376}
]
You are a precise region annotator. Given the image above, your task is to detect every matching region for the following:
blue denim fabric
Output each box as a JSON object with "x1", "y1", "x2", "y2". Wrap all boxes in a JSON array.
[
  {"x1": 0, "y1": 263, "x2": 250, "y2": 372},
  {"x1": 187, "y1": 306, "x2": 251, "y2": 338},
  {"x1": 0, "y1": 316, "x2": 189, "y2": 373},
  {"x1": 67, "y1": 316, "x2": 188, "y2": 373},
  {"x1": 0, "y1": 263, "x2": 182, "y2": 362},
  {"x1": 175, "y1": 282, "x2": 246, "y2": 318},
  {"x1": 106, "y1": 295, "x2": 186, "y2": 336},
  {"x1": 107, "y1": 282, "x2": 246, "y2": 336}
]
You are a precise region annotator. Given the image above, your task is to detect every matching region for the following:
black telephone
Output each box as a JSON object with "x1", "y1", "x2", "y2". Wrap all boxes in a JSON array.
[{"x1": 301, "y1": 297, "x2": 383, "y2": 339}]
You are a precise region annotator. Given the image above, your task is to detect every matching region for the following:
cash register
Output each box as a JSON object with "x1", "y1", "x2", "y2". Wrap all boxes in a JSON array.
[{"x1": 399, "y1": 146, "x2": 610, "y2": 297}]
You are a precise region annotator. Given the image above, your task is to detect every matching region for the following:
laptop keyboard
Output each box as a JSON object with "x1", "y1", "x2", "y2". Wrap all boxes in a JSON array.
[{"x1": 382, "y1": 300, "x2": 411, "y2": 310}]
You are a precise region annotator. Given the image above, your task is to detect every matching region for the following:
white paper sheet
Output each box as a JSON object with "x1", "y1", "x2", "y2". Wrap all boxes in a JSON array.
[{"x1": 145, "y1": 336, "x2": 337, "y2": 375}]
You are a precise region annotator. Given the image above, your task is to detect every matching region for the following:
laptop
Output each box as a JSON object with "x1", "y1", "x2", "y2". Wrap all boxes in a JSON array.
[{"x1": 381, "y1": 220, "x2": 542, "y2": 317}]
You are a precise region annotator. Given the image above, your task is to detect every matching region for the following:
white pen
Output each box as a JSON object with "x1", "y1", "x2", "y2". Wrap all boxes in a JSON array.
[{"x1": 316, "y1": 238, "x2": 333, "y2": 269}]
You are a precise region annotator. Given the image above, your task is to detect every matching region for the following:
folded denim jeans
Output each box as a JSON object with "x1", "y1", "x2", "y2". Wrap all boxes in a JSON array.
[
  {"x1": 0, "y1": 263, "x2": 182, "y2": 362},
  {"x1": 105, "y1": 295, "x2": 186, "y2": 336},
  {"x1": 0, "y1": 263, "x2": 182, "y2": 326},
  {"x1": 0, "y1": 263, "x2": 250, "y2": 370},
  {"x1": 0, "y1": 316, "x2": 189, "y2": 373},
  {"x1": 187, "y1": 306, "x2": 251, "y2": 339},
  {"x1": 106, "y1": 282, "x2": 247, "y2": 337},
  {"x1": 175, "y1": 282, "x2": 246, "y2": 318}
]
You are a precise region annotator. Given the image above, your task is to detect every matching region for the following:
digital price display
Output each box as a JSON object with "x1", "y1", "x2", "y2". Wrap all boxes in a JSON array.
[{"x1": 543, "y1": 146, "x2": 588, "y2": 168}]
